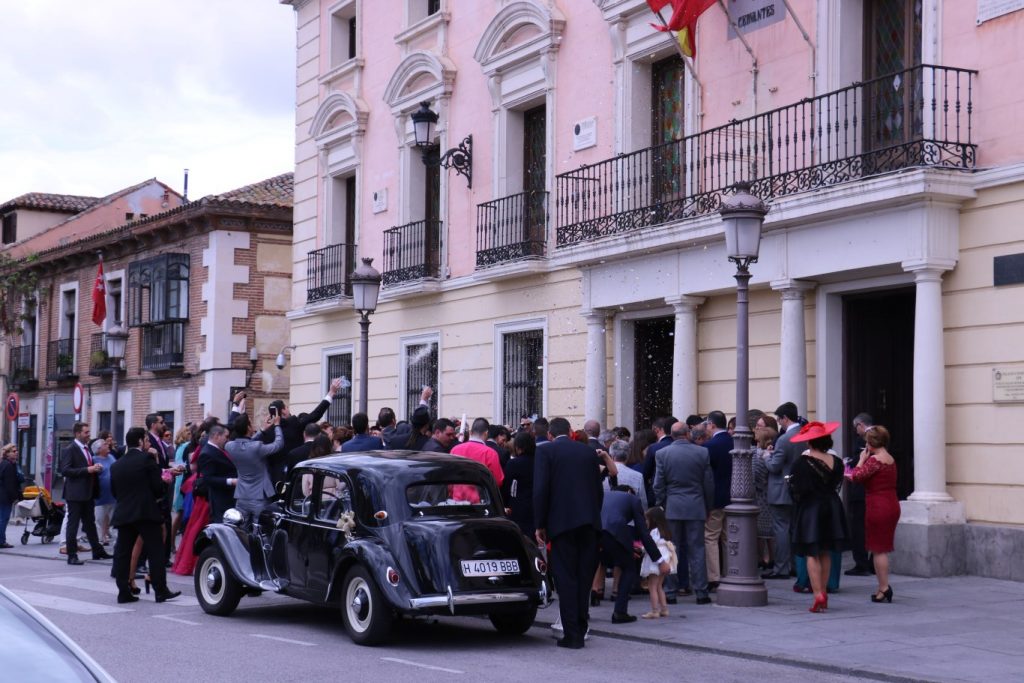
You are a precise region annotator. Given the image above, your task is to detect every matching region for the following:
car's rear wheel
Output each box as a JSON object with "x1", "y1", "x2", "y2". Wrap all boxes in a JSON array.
[
  {"x1": 195, "y1": 546, "x2": 244, "y2": 616},
  {"x1": 340, "y1": 565, "x2": 392, "y2": 645},
  {"x1": 489, "y1": 605, "x2": 538, "y2": 635}
]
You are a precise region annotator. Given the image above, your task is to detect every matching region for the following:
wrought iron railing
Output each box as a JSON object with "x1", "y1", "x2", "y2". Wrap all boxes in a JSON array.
[
  {"x1": 10, "y1": 344, "x2": 37, "y2": 388},
  {"x1": 88, "y1": 333, "x2": 117, "y2": 376},
  {"x1": 141, "y1": 322, "x2": 185, "y2": 371},
  {"x1": 306, "y1": 243, "x2": 355, "y2": 303},
  {"x1": 382, "y1": 219, "x2": 442, "y2": 286},
  {"x1": 476, "y1": 191, "x2": 548, "y2": 268},
  {"x1": 556, "y1": 64, "x2": 976, "y2": 246},
  {"x1": 45, "y1": 338, "x2": 77, "y2": 381}
]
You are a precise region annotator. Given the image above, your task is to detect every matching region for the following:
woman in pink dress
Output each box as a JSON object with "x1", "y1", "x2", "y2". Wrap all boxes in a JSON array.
[{"x1": 849, "y1": 425, "x2": 900, "y2": 603}]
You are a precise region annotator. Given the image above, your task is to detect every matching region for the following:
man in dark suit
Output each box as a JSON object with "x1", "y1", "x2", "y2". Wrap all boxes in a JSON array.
[
  {"x1": 486, "y1": 424, "x2": 510, "y2": 469},
  {"x1": 59, "y1": 422, "x2": 113, "y2": 565},
  {"x1": 763, "y1": 401, "x2": 802, "y2": 579},
  {"x1": 702, "y1": 411, "x2": 733, "y2": 591},
  {"x1": 534, "y1": 417, "x2": 605, "y2": 649},
  {"x1": 145, "y1": 413, "x2": 174, "y2": 562},
  {"x1": 341, "y1": 412, "x2": 384, "y2": 452},
  {"x1": 601, "y1": 487, "x2": 669, "y2": 622},
  {"x1": 642, "y1": 416, "x2": 676, "y2": 504},
  {"x1": 654, "y1": 422, "x2": 715, "y2": 604},
  {"x1": 197, "y1": 425, "x2": 237, "y2": 524},
  {"x1": 283, "y1": 423, "x2": 322, "y2": 481},
  {"x1": 583, "y1": 419, "x2": 603, "y2": 451},
  {"x1": 421, "y1": 418, "x2": 456, "y2": 453},
  {"x1": 110, "y1": 427, "x2": 181, "y2": 604},
  {"x1": 845, "y1": 412, "x2": 875, "y2": 575}
]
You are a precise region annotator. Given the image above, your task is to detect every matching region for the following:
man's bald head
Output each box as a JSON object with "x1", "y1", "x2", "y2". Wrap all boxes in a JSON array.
[
  {"x1": 670, "y1": 422, "x2": 689, "y2": 440},
  {"x1": 583, "y1": 420, "x2": 600, "y2": 438}
]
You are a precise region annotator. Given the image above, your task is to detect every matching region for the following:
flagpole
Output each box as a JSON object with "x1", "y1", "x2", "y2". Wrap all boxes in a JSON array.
[{"x1": 652, "y1": 8, "x2": 704, "y2": 93}]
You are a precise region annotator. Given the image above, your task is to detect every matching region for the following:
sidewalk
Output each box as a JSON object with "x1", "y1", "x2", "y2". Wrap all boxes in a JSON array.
[
  {"x1": 5, "y1": 517, "x2": 1022, "y2": 682},
  {"x1": 534, "y1": 566, "x2": 1024, "y2": 683}
]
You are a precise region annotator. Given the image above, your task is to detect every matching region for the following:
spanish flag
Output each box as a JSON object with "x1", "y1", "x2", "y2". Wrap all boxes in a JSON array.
[{"x1": 647, "y1": 0, "x2": 715, "y2": 58}]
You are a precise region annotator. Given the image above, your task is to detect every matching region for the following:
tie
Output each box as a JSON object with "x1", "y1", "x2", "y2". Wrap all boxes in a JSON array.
[{"x1": 82, "y1": 444, "x2": 93, "y2": 466}]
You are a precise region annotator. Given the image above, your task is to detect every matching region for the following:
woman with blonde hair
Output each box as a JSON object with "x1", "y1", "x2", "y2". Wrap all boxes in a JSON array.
[{"x1": 849, "y1": 425, "x2": 900, "y2": 603}]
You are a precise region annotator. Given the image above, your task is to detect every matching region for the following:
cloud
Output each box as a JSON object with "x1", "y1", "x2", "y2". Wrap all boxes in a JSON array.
[{"x1": 0, "y1": 0, "x2": 296, "y2": 199}]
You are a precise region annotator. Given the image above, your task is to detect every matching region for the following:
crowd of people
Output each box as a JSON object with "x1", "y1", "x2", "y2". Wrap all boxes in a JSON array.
[{"x1": 1, "y1": 384, "x2": 902, "y2": 633}]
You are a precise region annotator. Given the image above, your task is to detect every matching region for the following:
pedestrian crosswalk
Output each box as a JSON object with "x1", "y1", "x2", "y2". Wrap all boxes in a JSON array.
[{"x1": 10, "y1": 573, "x2": 202, "y2": 615}]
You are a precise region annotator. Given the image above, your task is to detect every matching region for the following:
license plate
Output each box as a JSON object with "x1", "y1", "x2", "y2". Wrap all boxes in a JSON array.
[{"x1": 460, "y1": 558, "x2": 520, "y2": 577}]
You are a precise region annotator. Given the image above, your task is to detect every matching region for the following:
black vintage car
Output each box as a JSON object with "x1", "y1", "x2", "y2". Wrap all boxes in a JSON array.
[{"x1": 192, "y1": 451, "x2": 549, "y2": 645}]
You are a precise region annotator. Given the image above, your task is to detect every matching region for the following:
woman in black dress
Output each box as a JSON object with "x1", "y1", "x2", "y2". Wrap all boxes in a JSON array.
[{"x1": 789, "y1": 421, "x2": 848, "y2": 613}]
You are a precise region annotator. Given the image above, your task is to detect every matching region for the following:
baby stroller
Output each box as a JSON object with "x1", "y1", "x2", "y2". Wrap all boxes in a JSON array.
[{"x1": 15, "y1": 484, "x2": 65, "y2": 545}]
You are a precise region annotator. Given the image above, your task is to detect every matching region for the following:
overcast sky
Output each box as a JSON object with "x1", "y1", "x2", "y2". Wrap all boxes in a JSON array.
[{"x1": 0, "y1": 1, "x2": 295, "y2": 201}]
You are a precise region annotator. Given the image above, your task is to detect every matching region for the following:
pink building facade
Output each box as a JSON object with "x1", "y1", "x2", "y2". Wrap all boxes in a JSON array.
[{"x1": 283, "y1": 0, "x2": 1024, "y2": 578}]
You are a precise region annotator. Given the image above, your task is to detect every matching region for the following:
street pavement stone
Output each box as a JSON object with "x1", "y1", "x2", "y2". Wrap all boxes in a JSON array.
[{"x1": 5, "y1": 518, "x2": 1024, "y2": 682}]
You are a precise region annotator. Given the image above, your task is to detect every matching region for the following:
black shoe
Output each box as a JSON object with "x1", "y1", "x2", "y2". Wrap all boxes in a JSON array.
[
  {"x1": 154, "y1": 590, "x2": 181, "y2": 603},
  {"x1": 707, "y1": 581, "x2": 720, "y2": 593},
  {"x1": 611, "y1": 612, "x2": 637, "y2": 624},
  {"x1": 678, "y1": 588, "x2": 693, "y2": 597},
  {"x1": 117, "y1": 594, "x2": 139, "y2": 604},
  {"x1": 556, "y1": 637, "x2": 585, "y2": 649},
  {"x1": 0, "y1": 543, "x2": 14, "y2": 549},
  {"x1": 665, "y1": 597, "x2": 678, "y2": 604},
  {"x1": 67, "y1": 556, "x2": 85, "y2": 566},
  {"x1": 870, "y1": 586, "x2": 893, "y2": 603},
  {"x1": 844, "y1": 567, "x2": 871, "y2": 576},
  {"x1": 761, "y1": 572, "x2": 789, "y2": 580},
  {"x1": 92, "y1": 550, "x2": 113, "y2": 560},
  {"x1": 590, "y1": 590, "x2": 602, "y2": 607},
  {"x1": 696, "y1": 596, "x2": 712, "y2": 605}
]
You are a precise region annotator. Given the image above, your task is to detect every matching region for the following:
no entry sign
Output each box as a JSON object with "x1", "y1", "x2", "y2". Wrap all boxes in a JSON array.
[
  {"x1": 73, "y1": 383, "x2": 84, "y2": 414},
  {"x1": 5, "y1": 393, "x2": 18, "y2": 420}
]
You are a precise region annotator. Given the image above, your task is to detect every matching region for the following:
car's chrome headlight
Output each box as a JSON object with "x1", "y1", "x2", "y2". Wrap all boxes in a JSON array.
[{"x1": 222, "y1": 508, "x2": 244, "y2": 527}]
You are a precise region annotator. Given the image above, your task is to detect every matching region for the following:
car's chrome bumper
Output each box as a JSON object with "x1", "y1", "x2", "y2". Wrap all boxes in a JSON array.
[{"x1": 409, "y1": 587, "x2": 540, "y2": 612}]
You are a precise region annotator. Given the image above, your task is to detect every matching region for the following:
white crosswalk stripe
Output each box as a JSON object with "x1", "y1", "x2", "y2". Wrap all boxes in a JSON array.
[
  {"x1": 34, "y1": 576, "x2": 201, "y2": 607},
  {"x1": 12, "y1": 589, "x2": 133, "y2": 616}
]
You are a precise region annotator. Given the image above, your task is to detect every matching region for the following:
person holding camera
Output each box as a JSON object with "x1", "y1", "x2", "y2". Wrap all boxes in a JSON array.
[{"x1": 227, "y1": 411, "x2": 283, "y2": 522}]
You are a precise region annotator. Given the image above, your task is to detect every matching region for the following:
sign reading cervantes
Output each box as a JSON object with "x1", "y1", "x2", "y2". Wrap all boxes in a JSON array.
[
  {"x1": 993, "y1": 368, "x2": 1024, "y2": 402},
  {"x1": 726, "y1": 0, "x2": 785, "y2": 39},
  {"x1": 977, "y1": 0, "x2": 1024, "y2": 25}
]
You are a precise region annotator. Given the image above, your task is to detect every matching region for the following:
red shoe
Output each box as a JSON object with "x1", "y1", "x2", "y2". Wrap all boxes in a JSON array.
[{"x1": 809, "y1": 593, "x2": 828, "y2": 613}]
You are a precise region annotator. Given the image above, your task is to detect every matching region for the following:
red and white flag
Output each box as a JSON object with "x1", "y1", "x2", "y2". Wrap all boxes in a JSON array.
[{"x1": 91, "y1": 260, "x2": 107, "y2": 326}]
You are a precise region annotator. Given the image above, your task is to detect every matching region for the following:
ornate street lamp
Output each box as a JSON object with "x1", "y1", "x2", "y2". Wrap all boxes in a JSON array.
[
  {"x1": 350, "y1": 257, "x2": 382, "y2": 415},
  {"x1": 410, "y1": 101, "x2": 473, "y2": 189},
  {"x1": 104, "y1": 325, "x2": 129, "y2": 446},
  {"x1": 716, "y1": 181, "x2": 769, "y2": 607}
]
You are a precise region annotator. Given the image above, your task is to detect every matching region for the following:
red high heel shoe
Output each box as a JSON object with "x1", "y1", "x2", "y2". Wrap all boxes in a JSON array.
[{"x1": 809, "y1": 593, "x2": 828, "y2": 613}]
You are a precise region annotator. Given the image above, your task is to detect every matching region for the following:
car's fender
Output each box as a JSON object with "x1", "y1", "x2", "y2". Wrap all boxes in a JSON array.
[
  {"x1": 326, "y1": 538, "x2": 413, "y2": 609},
  {"x1": 193, "y1": 524, "x2": 263, "y2": 590}
]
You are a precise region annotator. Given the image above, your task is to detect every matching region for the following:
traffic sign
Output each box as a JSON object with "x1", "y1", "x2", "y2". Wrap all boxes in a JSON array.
[
  {"x1": 73, "y1": 383, "x2": 84, "y2": 413},
  {"x1": 5, "y1": 393, "x2": 17, "y2": 420}
]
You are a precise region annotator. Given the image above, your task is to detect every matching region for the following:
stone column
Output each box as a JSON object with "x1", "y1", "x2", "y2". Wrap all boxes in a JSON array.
[
  {"x1": 665, "y1": 295, "x2": 704, "y2": 419},
  {"x1": 771, "y1": 279, "x2": 815, "y2": 415},
  {"x1": 905, "y1": 263, "x2": 955, "y2": 503},
  {"x1": 895, "y1": 259, "x2": 965, "y2": 578},
  {"x1": 582, "y1": 309, "x2": 609, "y2": 426}
]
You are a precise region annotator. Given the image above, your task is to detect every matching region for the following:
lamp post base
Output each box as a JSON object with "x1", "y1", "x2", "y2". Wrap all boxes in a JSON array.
[{"x1": 716, "y1": 500, "x2": 768, "y2": 607}]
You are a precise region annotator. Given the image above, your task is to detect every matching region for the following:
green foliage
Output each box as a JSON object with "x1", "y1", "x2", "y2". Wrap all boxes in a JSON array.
[{"x1": 0, "y1": 251, "x2": 40, "y2": 339}]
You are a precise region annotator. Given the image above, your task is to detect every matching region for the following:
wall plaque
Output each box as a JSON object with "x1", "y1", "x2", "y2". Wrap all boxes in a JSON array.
[
  {"x1": 993, "y1": 368, "x2": 1024, "y2": 402},
  {"x1": 977, "y1": 0, "x2": 1024, "y2": 24}
]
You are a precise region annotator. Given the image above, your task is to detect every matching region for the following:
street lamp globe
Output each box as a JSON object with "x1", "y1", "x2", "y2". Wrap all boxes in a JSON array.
[
  {"x1": 720, "y1": 181, "x2": 767, "y2": 265},
  {"x1": 104, "y1": 324, "x2": 129, "y2": 362},
  {"x1": 350, "y1": 257, "x2": 382, "y2": 314},
  {"x1": 410, "y1": 101, "x2": 438, "y2": 148}
]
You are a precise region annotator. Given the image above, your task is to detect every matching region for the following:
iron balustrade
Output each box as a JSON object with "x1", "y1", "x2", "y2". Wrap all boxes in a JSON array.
[
  {"x1": 556, "y1": 64, "x2": 976, "y2": 246},
  {"x1": 382, "y1": 219, "x2": 442, "y2": 286},
  {"x1": 46, "y1": 338, "x2": 77, "y2": 382},
  {"x1": 141, "y1": 321, "x2": 185, "y2": 371},
  {"x1": 10, "y1": 344, "x2": 37, "y2": 388},
  {"x1": 476, "y1": 191, "x2": 548, "y2": 268},
  {"x1": 88, "y1": 333, "x2": 117, "y2": 376},
  {"x1": 306, "y1": 243, "x2": 355, "y2": 303}
]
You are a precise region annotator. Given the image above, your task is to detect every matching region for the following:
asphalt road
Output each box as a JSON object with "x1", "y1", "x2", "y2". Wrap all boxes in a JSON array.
[{"x1": 2, "y1": 554, "x2": 878, "y2": 683}]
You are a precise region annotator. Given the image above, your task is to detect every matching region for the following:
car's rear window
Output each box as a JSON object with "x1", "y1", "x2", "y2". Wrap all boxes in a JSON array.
[{"x1": 407, "y1": 482, "x2": 493, "y2": 514}]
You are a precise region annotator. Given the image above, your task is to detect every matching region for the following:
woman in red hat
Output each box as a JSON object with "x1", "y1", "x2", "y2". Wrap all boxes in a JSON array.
[{"x1": 788, "y1": 421, "x2": 849, "y2": 613}]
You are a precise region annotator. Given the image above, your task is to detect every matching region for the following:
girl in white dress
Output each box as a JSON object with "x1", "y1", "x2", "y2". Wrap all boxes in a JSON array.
[{"x1": 641, "y1": 506, "x2": 677, "y2": 619}]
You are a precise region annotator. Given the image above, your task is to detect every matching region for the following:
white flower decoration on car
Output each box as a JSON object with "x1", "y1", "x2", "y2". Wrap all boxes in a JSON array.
[{"x1": 336, "y1": 510, "x2": 356, "y2": 541}]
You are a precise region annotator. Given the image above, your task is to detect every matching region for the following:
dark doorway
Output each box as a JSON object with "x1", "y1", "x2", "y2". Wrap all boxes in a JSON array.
[
  {"x1": 634, "y1": 316, "x2": 674, "y2": 433},
  {"x1": 844, "y1": 287, "x2": 915, "y2": 499}
]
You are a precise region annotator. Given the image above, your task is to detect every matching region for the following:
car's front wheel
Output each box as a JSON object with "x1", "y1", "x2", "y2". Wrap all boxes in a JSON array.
[
  {"x1": 340, "y1": 565, "x2": 392, "y2": 645},
  {"x1": 195, "y1": 546, "x2": 244, "y2": 616},
  {"x1": 489, "y1": 606, "x2": 538, "y2": 635}
]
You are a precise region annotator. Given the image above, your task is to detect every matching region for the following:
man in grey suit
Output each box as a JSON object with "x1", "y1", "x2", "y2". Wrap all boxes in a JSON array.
[
  {"x1": 654, "y1": 421, "x2": 715, "y2": 605},
  {"x1": 763, "y1": 401, "x2": 802, "y2": 579},
  {"x1": 226, "y1": 412, "x2": 284, "y2": 522}
]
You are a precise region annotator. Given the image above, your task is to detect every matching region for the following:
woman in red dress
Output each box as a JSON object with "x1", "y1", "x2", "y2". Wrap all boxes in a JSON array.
[{"x1": 849, "y1": 425, "x2": 900, "y2": 603}]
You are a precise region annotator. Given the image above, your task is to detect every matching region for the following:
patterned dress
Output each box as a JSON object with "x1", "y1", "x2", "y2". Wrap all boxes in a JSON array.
[
  {"x1": 851, "y1": 456, "x2": 900, "y2": 553},
  {"x1": 752, "y1": 447, "x2": 775, "y2": 538}
]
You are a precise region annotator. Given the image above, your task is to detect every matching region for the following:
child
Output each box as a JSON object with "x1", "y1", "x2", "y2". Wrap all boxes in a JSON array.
[{"x1": 641, "y1": 506, "x2": 677, "y2": 619}]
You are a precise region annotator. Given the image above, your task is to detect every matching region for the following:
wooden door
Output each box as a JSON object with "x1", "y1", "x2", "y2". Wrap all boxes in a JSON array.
[{"x1": 844, "y1": 288, "x2": 915, "y2": 499}]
